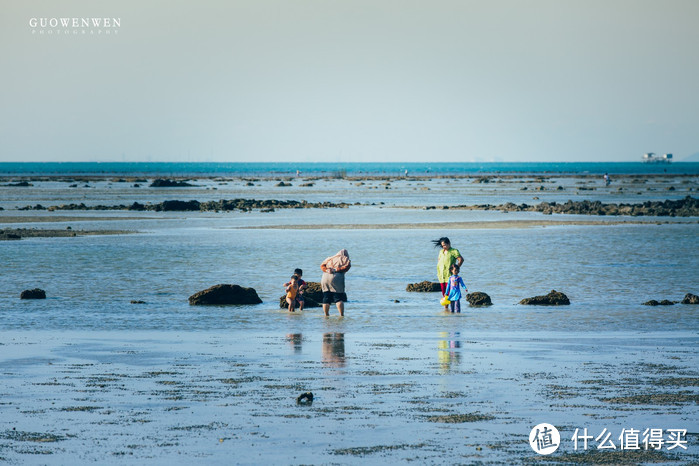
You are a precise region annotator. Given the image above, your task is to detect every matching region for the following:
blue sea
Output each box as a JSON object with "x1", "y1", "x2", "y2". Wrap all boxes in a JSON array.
[{"x1": 2, "y1": 161, "x2": 699, "y2": 176}]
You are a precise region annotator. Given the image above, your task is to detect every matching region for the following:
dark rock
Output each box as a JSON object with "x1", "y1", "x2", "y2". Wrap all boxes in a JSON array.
[
  {"x1": 296, "y1": 392, "x2": 313, "y2": 405},
  {"x1": 130, "y1": 300, "x2": 146, "y2": 304},
  {"x1": 406, "y1": 281, "x2": 441, "y2": 292},
  {"x1": 150, "y1": 179, "x2": 195, "y2": 187},
  {"x1": 681, "y1": 293, "x2": 699, "y2": 304},
  {"x1": 519, "y1": 290, "x2": 570, "y2": 305},
  {"x1": 5, "y1": 181, "x2": 32, "y2": 187},
  {"x1": 158, "y1": 200, "x2": 200, "y2": 211},
  {"x1": 279, "y1": 282, "x2": 322, "y2": 309},
  {"x1": 189, "y1": 284, "x2": 262, "y2": 305},
  {"x1": 0, "y1": 231, "x2": 21, "y2": 240},
  {"x1": 20, "y1": 289, "x2": 46, "y2": 299},
  {"x1": 466, "y1": 292, "x2": 492, "y2": 306},
  {"x1": 276, "y1": 182, "x2": 292, "y2": 187},
  {"x1": 644, "y1": 299, "x2": 679, "y2": 306}
]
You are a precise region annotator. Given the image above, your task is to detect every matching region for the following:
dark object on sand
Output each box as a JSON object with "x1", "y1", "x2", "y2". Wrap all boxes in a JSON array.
[
  {"x1": 21, "y1": 289, "x2": 46, "y2": 299},
  {"x1": 189, "y1": 284, "x2": 262, "y2": 305},
  {"x1": 296, "y1": 392, "x2": 313, "y2": 405},
  {"x1": 519, "y1": 290, "x2": 570, "y2": 305},
  {"x1": 682, "y1": 293, "x2": 699, "y2": 304},
  {"x1": 406, "y1": 281, "x2": 441, "y2": 292},
  {"x1": 278, "y1": 282, "x2": 322, "y2": 309},
  {"x1": 466, "y1": 292, "x2": 492, "y2": 306},
  {"x1": 149, "y1": 179, "x2": 195, "y2": 188}
]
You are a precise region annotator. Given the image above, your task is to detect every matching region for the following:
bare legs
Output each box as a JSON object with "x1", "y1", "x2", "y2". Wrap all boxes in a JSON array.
[{"x1": 323, "y1": 302, "x2": 344, "y2": 317}]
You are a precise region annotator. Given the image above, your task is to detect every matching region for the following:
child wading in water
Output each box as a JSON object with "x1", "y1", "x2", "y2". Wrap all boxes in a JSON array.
[
  {"x1": 283, "y1": 269, "x2": 307, "y2": 311},
  {"x1": 285, "y1": 275, "x2": 299, "y2": 312},
  {"x1": 444, "y1": 264, "x2": 467, "y2": 313}
]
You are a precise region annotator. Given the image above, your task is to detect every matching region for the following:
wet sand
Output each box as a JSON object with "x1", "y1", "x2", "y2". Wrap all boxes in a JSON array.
[{"x1": 1, "y1": 329, "x2": 696, "y2": 464}]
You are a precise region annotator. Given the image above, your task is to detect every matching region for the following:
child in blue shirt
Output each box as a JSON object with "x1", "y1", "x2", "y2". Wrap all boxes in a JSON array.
[{"x1": 444, "y1": 264, "x2": 467, "y2": 313}]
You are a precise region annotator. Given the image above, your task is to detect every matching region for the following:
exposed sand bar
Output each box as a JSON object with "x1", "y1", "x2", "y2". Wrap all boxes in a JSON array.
[
  {"x1": 0, "y1": 215, "x2": 152, "y2": 223},
  {"x1": 237, "y1": 219, "x2": 687, "y2": 230}
]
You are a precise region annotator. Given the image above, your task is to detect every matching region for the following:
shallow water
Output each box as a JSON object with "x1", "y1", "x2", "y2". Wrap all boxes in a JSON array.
[
  {"x1": 1, "y1": 217, "x2": 697, "y2": 333},
  {"x1": 1, "y1": 178, "x2": 697, "y2": 464}
]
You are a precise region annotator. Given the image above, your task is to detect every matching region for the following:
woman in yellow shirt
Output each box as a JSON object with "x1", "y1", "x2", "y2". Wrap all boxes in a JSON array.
[{"x1": 433, "y1": 237, "x2": 464, "y2": 310}]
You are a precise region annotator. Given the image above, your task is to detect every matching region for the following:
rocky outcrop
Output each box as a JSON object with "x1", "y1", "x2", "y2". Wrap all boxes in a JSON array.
[
  {"x1": 406, "y1": 281, "x2": 441, "y2": 292},
  {"x1": 643, "y1": 299, "x2": 676, "y2": 306},
  {"x1": 189, "y1": 284, "x2": 262, "y2": 305},
  {"x1": 278, "y1": 282, "x2": 322, "y2": 309},
  {"x1": 23, "y1": 198, "x2": 352, "y2": 213},
  {"x1": 150, "y1": 179, "x2": 196, "y2": 187},
  {"x1": 519, "y1": 290, "x2": 570, "y2": 305},
  {"x1": 4, "y1": 181, "x2": 32, "y2": 187},
  {"x1": 454, "y1": 196, "x2": 699, "y2": 217},
  {"x1": 681, "y1": 293, "x2": 699, "y2": 304},
  {"x1": 466, "y1": 292, "x2": 492, "y2": 306},
  {"x1": 20, "y1": 289, "x2": 46, "y2": 299}
]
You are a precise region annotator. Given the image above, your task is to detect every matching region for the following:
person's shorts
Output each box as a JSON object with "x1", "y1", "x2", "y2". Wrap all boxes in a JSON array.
[
  {"x1": 296, "y1": 295, "x2": 305, "y2": 303},
  {"x1": 322, "y1": 291, "x2": 347, "y2": 304}
]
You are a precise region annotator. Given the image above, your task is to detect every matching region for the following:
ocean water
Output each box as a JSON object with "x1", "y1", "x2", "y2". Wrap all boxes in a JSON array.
[
  {"x1": 1, "y1": 217, "x2": 697, "y2": 334},
  {"x1": 2, "y1": 161, "x2": 699, "y2": 176}
]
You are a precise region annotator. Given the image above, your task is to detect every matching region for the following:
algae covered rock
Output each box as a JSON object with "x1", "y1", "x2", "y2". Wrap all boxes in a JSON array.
[
  {"x1": 189, "y1": 284, "x2": 262, "y2": 305},
  {"x1": 406, "y1": 281, "x2": 441, "y2": 292},
  {"x1": 519, "y1": 290, "x2": 570, "y2": 305},
  {"x1": 466, "y1": 292, "x2": 492, "y2": 307},
  {"x1": 20, "y1": 288, "x2": 46, "y2": 299}
]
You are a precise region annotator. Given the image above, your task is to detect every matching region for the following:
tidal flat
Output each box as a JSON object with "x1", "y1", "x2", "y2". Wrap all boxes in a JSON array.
[
  {"x1": 0, "y1": 172, "x2": 697, "y2": 464},
  {"x1": 1, "y1": 330, "x2": 697, "y2": 464}
]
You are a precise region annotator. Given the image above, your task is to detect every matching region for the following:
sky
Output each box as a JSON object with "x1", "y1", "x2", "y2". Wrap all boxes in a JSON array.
[{"x1": 1, "y1": 0, "x2": 697, "y2": 162}]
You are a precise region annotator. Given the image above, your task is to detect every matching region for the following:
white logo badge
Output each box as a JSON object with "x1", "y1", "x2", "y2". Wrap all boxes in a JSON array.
[{"x1": 529, "y1": 423, "x2": 560, "y2": 455}]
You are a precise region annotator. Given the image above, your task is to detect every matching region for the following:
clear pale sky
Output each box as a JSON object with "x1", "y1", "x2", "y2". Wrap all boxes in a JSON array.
[{"x1": 1, "y1": 0, "x2": 697, "y2": 162}]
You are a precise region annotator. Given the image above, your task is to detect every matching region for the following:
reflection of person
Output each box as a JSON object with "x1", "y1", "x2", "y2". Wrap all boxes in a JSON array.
[
  {"x1": 322, "y1": 333, "x2": 345, "y2": 367},
  {"x1": 438, "y1": 331, "x2": 461, "y2": 373},
  {"x1": 432, "y1": 237, "x2": 463, "y2": 310},
  {"x1": 444, "y1": 264, "x2": 467, "y2": 313},
  {"x1": 286, "y1": 333, "x2": 303, "y2": 353},
  {"x1": 284, "y1": 275, "x2": 299, "y2": 312},
  {"x1": 320, "y1": 249, "x2": 351, "y2": 317}
]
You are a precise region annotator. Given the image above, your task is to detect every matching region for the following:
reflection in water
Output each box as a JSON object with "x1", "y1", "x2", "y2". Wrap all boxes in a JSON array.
[
  {"x1": 438, "y1": 331, "x2": 461, "y2": 373},
  {"x1": 322, "y1": 333, "x2": 345, "y2": 368},
  {"x1": 286, "y1": 333, "x2": 303, "y2": 354}
]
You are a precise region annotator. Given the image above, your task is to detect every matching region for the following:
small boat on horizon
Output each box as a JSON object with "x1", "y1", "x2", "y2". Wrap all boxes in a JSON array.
[{"x1": 642, "y1": 152, "x2": 672, "y2": 163}]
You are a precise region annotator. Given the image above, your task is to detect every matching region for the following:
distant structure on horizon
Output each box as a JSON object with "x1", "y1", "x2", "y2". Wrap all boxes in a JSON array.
[{"x1": 642, "y1": 153, "x2": 672, "y2": 163}]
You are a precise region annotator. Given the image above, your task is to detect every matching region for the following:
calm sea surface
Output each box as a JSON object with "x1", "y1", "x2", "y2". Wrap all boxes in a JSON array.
[{"x1": 2, "y1": 161, "x2": 699, "y2": 176}]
